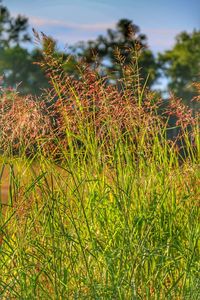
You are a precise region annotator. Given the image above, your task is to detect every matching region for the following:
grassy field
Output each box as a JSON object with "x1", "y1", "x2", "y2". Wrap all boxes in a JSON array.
[{"x1": 0, "y1": 39, "x2": 199, "y2": 299}]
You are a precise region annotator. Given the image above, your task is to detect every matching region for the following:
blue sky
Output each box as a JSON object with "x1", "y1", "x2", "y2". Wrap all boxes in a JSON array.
[{"x1": 6, "y1": 0, "x2": 200, "y2": 54}]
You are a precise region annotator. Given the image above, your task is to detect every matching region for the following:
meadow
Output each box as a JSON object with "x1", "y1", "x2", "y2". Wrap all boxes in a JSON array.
[{"x1": 0, "y1": 36, "x2": 199, "y2": 299}]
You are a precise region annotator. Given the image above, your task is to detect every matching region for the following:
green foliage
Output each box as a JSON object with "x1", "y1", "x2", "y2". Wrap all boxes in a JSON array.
[
  {"x1": 0, "y1": 2, "x2": 49, "y2": 95},
  {"x1": 0, "y1": 1, "x2": 30, "y2": 48},
  {"x1": 159, "y1": 30, "x2": 200, "y2": 102},
  {"x1": 0, "y1": 46, "x2": 50, "y2": 95},
  {"x1": 0, "y1": 119, "x2": 199, "y2": 299}
]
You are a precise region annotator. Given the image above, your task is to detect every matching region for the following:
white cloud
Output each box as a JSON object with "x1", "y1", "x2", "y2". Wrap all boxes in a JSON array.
[
  {"x1": 29, "y1": 16, "x2": 115, "y2": 31},
  {"x1": 144, "y1": 28, "x2": 180, "y2": 51},
  {"x1": 12, "y1": 11, "x2": 180, "y2": 52}
]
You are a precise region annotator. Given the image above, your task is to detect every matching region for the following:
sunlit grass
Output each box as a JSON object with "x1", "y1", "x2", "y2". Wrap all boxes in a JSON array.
[{"x1": 0, "y1": 37, "x2": 199, "y2": 299}]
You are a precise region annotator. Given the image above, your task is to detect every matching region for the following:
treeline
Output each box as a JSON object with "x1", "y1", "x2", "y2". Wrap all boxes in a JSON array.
[{"x1": 0, "y1": 2, "x2": 200, "y2": 107}]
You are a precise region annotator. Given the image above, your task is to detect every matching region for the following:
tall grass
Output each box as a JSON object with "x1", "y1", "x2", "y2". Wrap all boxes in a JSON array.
[{"x1": 0, "y1": 34, "x2": 199, "y2": 299}]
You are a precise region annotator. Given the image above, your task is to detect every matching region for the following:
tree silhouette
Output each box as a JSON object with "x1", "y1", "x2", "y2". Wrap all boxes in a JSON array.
[
  {"x1": 0, "y1": 1, "x2": 31, "y2": 48},
  {"x1": 0, "y1": 1, "x2": 49, "y2": 95}
]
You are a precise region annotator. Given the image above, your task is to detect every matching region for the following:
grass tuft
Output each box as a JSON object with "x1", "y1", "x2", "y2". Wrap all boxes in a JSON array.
[{"x1": 0, "y1": 35, "x2": 199, "y2": 299}]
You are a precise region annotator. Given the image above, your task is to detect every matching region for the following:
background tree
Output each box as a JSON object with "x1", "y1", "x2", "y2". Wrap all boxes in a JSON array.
[
  {"x1": 0, "y1": 47, "x2": 50, "y2": 94},
  {"x1": 158, "y1": 30, "x2": 200, "y2": 105},
  {"x1": 70, "y1": 19, "x2": 159, "y2": 87},
  {"x1": 0, "y1": 1, "x2": 49, "y2": 95},
  {"x1": 0, "y1": 0, "x2": 30, "y2": 48}
]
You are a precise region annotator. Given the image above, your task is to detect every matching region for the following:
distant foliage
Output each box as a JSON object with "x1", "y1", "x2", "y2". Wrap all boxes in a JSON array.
[{"x1": 159, "y1": 30, "x2": 200, "y2": 103}]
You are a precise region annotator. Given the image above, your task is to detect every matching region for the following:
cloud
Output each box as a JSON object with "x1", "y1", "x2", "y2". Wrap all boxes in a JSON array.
[
  {"x1": 29, "y1": 16, "x2": 115, "y2": 31},
  {"x1": 22, "y1": 13, "x2": 181, "y2": 52},
  {"x1": 144, "y1": 28, "x2": 180, "y2": 51},
  {"x1": 145, "y1": 28, "x2": 180, "y2": 35}
]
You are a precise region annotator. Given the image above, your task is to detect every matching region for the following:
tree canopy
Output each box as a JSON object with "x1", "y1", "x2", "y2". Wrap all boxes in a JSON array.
[
  {"x1": 159, "y1": 30, "x2": 200, "y2": 102},
  {"x1": 70, "y1": 19, "x2": 159, "y2": 87},
  {"x1": 0, "y1": 1, "x2": 30, "y2": 48},
  {"x1": 0, "y1": 1, "x2": 48, "y2": 95}
]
